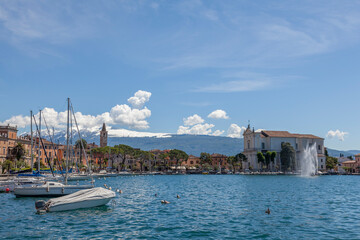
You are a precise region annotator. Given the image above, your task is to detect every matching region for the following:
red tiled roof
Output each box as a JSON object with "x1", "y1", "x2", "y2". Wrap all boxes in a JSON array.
[
  {"x1": 342, "y1": 160, "x2": 356, "y2": 164},
  {"x1": 261, "y1": 131, "x2": 323, "y2": 139}
]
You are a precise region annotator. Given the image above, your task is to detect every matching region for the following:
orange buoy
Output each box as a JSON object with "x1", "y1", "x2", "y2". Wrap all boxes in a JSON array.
[{"x1": 5, "y1": 188, "x2": 10, "y2": 193}]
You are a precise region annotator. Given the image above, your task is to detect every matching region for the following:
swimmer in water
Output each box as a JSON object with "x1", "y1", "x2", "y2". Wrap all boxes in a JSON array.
[{"x1": 265, "y1": 208, "x2": 270, "y2": 214}]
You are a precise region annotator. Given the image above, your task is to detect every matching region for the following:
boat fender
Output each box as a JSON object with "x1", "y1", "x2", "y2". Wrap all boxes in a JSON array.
[
  {"x1": 46, "y1": 184, "x2": 50, "y2": 192},
  {"x1": 5, "y1": 188, "x2": 10, "y2": 193}
]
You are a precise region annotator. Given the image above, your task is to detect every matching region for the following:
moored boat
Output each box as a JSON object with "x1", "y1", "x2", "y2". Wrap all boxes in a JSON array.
[
  {"x1": 35, "y1": 187, "x2": 115, "y2": 212},
  {"x1": 14, "y1": 181, "x2": 93, "y2": 197}
]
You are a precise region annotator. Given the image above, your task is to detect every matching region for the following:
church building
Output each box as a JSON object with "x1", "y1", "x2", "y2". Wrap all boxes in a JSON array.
[{"x1": 242, "y1": 125, "x2": 326, "y2": 172}]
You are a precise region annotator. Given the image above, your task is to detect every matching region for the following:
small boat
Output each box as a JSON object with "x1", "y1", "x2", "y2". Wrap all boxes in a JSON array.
[
  {"x1": 14, "y1": 181, "x2": 93, "y2": 197},
  {"x1": 35, "y1": 187, "x2": 115, "y2": 212},
  {"x1": 67, "y1": 174, "x2": 92, "y2": 181},
  {"x1": 0, "y1": 177, "x2": 45, "y2": 192}
]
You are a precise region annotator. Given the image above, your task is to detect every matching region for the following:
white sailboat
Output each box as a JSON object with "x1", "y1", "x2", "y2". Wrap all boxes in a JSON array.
[
  {"x1": 35, "y1": 187, "x2": 115, "y2": 212},
  {"x1": 14, "y1": 98, "x2": 93, "y2": 197}
]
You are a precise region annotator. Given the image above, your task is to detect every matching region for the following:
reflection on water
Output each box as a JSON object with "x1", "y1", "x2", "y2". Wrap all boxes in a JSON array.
[{"x1": 0, "y1": 175, "x2": 359, "y2": 239}]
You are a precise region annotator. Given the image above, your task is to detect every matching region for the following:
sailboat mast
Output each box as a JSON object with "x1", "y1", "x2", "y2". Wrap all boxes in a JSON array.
[
  {"x1": 30, "y1": 110, "x2": 34, "y2": 172},
  {"x1": 37, "y1": 110, "x2": 42, "y2": 172},
  {"x1": 65, "y1": 98, "x2": 70, "y2": 185}
]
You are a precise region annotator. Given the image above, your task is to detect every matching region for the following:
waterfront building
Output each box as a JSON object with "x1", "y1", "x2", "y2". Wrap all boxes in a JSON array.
[
  {"x1": 210, "y1": 153, "x2": 229, "y2": 171},
  {"x1": 242, "y1": 125, "x2": 325, "y2": 172},
  {"x1": 0, "y1": 125, "x2": 18, "y2": 165},
  {"x1": 183, "y1": 155, "x2": 201, "y2": 168},
  {"x1": 340, "y1": 154, "x2": 360, "y2": 173}
]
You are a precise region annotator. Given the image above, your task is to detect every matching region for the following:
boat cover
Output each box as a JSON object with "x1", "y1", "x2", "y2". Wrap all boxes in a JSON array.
[{"x1": 48, "y1": 187, "x2": 115, "y2": 207}]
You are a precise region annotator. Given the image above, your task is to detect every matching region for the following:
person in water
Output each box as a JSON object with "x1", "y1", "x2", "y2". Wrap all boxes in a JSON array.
[
  {"x1": 161, "y1": 200, "x2": 170, "y2": 204},
  {"x1": 177, "y1": 195, "x2": 180, "y2": 199},
  {"x1": 265, "y1": 208, "x2": 271, "y2": 214}
]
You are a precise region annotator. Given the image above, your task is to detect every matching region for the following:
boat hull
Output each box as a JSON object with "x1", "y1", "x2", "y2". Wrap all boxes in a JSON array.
[
  {"x1": 48, "y1": 198, "x2": 112, "y2": 212},
  {"x1": 14, "y1": 185, "x2": 93, "y2": 197}
]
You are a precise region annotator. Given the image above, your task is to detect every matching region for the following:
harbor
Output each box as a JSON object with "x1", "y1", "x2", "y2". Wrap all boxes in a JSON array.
[{"x1": 1, "y1": 174, "x2": 360, "y2": 239}]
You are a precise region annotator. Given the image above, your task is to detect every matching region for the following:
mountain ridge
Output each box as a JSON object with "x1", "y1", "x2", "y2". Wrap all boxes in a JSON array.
[{"x1": 37, "y1": 130, "x2": 359, "y2": 157}]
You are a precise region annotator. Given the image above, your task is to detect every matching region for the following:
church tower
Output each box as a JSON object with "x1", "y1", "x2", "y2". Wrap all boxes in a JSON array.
[{"x1": 100, "y1": 123, "x2": 108, "y2": 147}]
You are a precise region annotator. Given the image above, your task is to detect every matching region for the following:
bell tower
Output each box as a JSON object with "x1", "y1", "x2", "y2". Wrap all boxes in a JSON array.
[{"x1": 100, "y1": 123, "x2": 108, "y2": 147}]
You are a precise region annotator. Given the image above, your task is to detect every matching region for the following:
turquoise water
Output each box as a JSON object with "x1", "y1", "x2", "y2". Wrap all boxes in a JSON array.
[{"x1": 0, "y1": 175, "x2": 359, "y2": 239}]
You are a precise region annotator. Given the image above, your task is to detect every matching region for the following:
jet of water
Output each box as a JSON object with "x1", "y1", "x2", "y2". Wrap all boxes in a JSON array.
[{"x1": 300, "y1": 143, "x2": 318, "y2": 176}]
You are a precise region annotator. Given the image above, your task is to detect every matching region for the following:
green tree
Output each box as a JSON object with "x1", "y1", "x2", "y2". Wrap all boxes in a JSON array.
[
  {"x1": 265, "y1": 151, "x2": 271, "y2": 170},
  {"x1": 75, "y1": 139, "x2": 87, "y2": 165},
  {"x1": 113, "y1": 144, "x2": 135, "y2": 171},
  {"x1": 10, "y1": 143, "x2": 26, "y2": 170},
  {"x1": 326, "y1": 156, "x2": 338, "y2": 170},
  {"x1": 134, "y1": 150, "x2": 154, "y2": 172},
  {"x1": 235, "y1": 153, "x2": 247, "y2": 171},
  {"x1": 280, "y1": 142, "x2": 296, "y2": 172},
  {"x1": 200, "y1": 152, "x2": 212, "y2": 169},
  {"x1": 257, "y1": 152, "x2": 265, "y2": 171},
  {"x1": 168, "y1": 149, "x2": 188, "y2": 168},
  {"x1": 158, "y1": 152, "x2": 169, "y2": 171},
  {"x1": 227, "y1": 155, "x2": 240, "y2": 173},
  {"x1": 2, "y1": 160, "x2": 13, "y2": 173}
]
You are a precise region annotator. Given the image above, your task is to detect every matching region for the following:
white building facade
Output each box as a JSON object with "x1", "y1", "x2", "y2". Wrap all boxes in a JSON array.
[{"x1": 242, "y1": 125, "x2": 326, "y2": 172}]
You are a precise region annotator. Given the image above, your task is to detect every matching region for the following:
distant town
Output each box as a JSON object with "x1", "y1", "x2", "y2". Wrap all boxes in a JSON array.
[{"x1": 0, "y1": 123, "x2": 358, "y2": 175}]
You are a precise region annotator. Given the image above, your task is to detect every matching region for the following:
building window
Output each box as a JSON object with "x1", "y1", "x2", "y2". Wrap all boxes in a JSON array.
[
  {"x1": 190, "y1": 161, "x2": 194, "y2": 164},
  {"x1": 296, "y1": 143, "x2": 298, "y2": 150},
  {"x1": 318, "y1": 145, "x2": 321, "y2": 150},
  {"x1": 247, "y1": 140, "x2": 250, "y2": 149},
  {"x1": 261, "y1": 143, "x2": 265, "y2": 150},
  {"x1": 321, "y1": 165, "x2": 323, "y2": 169}
]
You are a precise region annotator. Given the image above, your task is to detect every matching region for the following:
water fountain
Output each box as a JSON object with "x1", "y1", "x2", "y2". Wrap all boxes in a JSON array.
[{"x1": 300, "y1": 143, "x2": 318, "y2": 177}]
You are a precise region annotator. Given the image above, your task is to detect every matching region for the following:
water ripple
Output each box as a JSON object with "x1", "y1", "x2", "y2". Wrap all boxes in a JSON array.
[{"x1": 0, "y1": 175, "x2": 359, "y2": 239}]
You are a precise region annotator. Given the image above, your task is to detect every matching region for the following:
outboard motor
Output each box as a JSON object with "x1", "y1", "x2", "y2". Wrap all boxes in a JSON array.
[{"x1": 35, "y1": 200, "x2": 46, "y2": 210}]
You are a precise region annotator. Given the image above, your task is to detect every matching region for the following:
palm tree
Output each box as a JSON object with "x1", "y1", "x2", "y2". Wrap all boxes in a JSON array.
[
  {"x1": 75, "y1": 139, "x2": 87, "y2": 167},
  {"x1": 11, "y1": 143, "x2": 25, "y2": 170},
  {"x1": 235, "y1": 153, "x2": 247, "y2": 171},
  {"x1": 257, "y1": 152, "x2": 265, "y2": 171},
  {"x1": 227, "y1": 156, "x2": 240, "y2": 173}
]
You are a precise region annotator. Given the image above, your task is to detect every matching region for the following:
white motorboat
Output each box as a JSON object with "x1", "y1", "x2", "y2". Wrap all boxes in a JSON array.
[
  {"x1": 35, "y1": 187, "x2": 115, "y2": 212},
  {"x1": 0, "y1": 177, "x2": 45, "y2": 192},
  {"x1": 67, "y1": 174, "x2": 92, "y2": 181},
  {"x1": 14, "y1": 181, "x2": 93, "y2": 197}
]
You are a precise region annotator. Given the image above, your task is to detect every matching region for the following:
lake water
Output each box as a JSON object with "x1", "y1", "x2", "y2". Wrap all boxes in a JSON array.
[{"x1": 0, "y1": 175, "x2": 359, "y2": 239}]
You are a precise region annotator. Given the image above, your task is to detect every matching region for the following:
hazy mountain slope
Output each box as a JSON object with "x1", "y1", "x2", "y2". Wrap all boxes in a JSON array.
[{"x1": 40, "y1": 130, "x2": 358, "y2": 157}]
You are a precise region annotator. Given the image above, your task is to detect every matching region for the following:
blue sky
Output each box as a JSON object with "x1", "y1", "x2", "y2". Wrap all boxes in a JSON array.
[{"x1": 0, "y1": 0, "x2": 359, "y2": 150}]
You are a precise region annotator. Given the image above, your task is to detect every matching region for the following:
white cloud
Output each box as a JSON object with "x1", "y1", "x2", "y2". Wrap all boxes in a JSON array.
[
  {"x1": 110, "y1": 104, "x2": 151, "y2": 129},
  {"x1": 212, "y1": 130, "x2": 225, "y2": 136},
  {"x1": 127, "y1": 90, "x2": 152, "y2": 109},
  {"x1": 1, "y1": 90, "x2": 152, "y2": 131},
  {"x1": 109, "y1": 129, "x2": 170, "y2": 138},
  {"x1": 227, "y1": 124, "x2": 246, "y2": 138},
  {"x1": 183, "y1": 114, "x2": 204, "y2": 126},
  {"x1": 0, "y1": 115, "x2": 30, "y2": 128},
  {"x1": 326, "y1": 129, "x2": 348, "y2": 141},
  {"x1": 177, "y1": 123, "x2": 215, "y2": 135},
  {"x1": 178, "y1": 113, "x2": 225, "y2": 136},
  {"x1": 208, "y1": 109, "x2": 229, "y2": 119}
]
